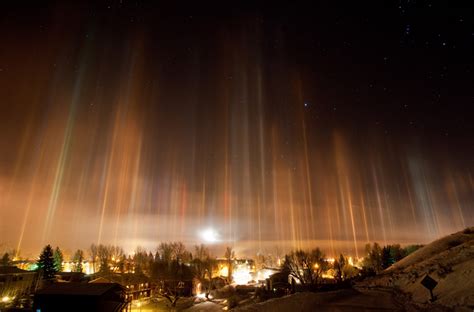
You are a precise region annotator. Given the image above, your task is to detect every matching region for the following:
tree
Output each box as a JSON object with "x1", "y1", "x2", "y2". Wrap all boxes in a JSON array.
[
  {"x1": 38, "y1": 245, "x2": 57, "y2": 279},
  {"x1": 333, "y1": 254, "x2": 346, "y2": 283},
  {"x1": 381, "y1": 246, "x2": 394, "y2": 269},
  {"x1": 96, "y1": 244, "x2": 124, "y2": 273},
  {"x1": 109, "y1": 246, "x2": 124, "y2": 273},
  {"x1": 53, "y1": 247, "x2": 64, "y2": 272},
  {"x1": 117, "y1": 254, "x2": 126, "y2": 273},
  {"x1": 310, "y1": 248, "x2": 328, "y2": 285},
  {"x1": 362, "y1": 243, "x2": 383, "y2": 273},
  {"x1": 72, "y1": 249, "x2": 84, "y2": 273},
  {"x1": 389, "y1": 244, "x2": 406, "y2": 262},
  {"x1": 224, "y1": 246, "x2": 234, "y2": 283},
  {"x1": 255, "y1": 253, "x2": 267, "y2": 270},
  {"x1": 152, "y1": 242, "x2": 193, "y2": 307},
  {"x1": 283, "y1": 248, "x2": 328, "y2": 285},
  {"x1": 192, "y1": 245, "x2": 216, "y2": 298},
  {"x1": 333, "y1": 254, "x2": 359, "y2": 282},
  {"x1": 1, "y1": 253, "x2": 12, "y2": 266},
  {"x1": 98, "y1": 245, "x2": 110, "y2": 272},
  {"x1": 133, "y1": 246, "x2": 149, "y2": 274},
  {"x1": 404, "y1": 244, "x2": 423, "y2": 256},
  {"x1": 193, "y1": 245, "x2": 210, "y2": 280},
  {"x1": 157, "y1": 242, "x2": 191, "y2": 264},
  {"x1": 90, "y1": 244, "x2": 98, "y2": 273}
]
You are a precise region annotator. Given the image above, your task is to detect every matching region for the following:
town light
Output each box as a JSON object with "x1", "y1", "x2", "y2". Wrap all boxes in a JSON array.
[
  {"x1": 2, "y1": 296, "x2": 11, "y2": 303},
  {"x1": 219, "y1": 265, "x2": 229, "y2": 277},
  {"x1": 233, "y1": 266, "x2": 252, "y2": 285}
]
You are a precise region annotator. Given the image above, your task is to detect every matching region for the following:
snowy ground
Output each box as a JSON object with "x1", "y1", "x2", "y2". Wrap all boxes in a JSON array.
[
  {"x1": 231, "y1": 288, "x2": 443, "y2": 312},
  {"x1": 181, "y1": 287, "x2": 454, "y2": 312},
  {"x1": 360, "y1": 227, "x2": 474, "y2": 311}
]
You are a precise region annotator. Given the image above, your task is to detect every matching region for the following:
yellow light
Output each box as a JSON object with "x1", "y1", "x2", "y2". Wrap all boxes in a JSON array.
[
  {"x1": 233, "y1": 266, "x2": 252, "y2": 285},
  {"x1": 219, "y1": 265, "x2": 229, "y2": 277},
  {"x1": 2, "y1": 296, "x2": 11, "y2": 303}
]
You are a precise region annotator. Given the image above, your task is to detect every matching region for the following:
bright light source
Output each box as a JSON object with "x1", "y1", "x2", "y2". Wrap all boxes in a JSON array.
[
  {"x1": 199, "y1": 228, "x2": 219, "y2": 243},
  {"x1": 2, "y1": 296, "x2": 11, "y2": 303},
  {"x1": 233, "y1": 266, "x2": 252, "y2": 285},
  {"x1": 219, "y1": 265, "x2": 229, "y2": 277}
]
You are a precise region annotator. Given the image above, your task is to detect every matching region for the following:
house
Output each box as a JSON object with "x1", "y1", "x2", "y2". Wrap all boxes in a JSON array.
[
  {"x1": 266, "y1": 270, "x2": 291, "y2": 292},
  {"x1": 55, "y1": 272, "x2": 86, "y2": 283},
  {"x1": 33, "y1": 282, "x2": 129, "y2": 312},
  {"x1": 0, "y1": 266, "x2": 38, "y2": 304},
  {"x1": 89, "y1": 273, "x2": 152, "y2": 301}
]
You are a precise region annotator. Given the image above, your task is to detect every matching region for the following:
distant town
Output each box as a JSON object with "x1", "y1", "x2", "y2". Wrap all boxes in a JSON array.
[{"x1": 0, "y1": 240, "x2": 423, "y2": 311}]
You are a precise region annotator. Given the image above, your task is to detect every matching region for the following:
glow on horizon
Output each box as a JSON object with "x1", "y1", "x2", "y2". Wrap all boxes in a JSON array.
[{"x1": 199, "y1": 228, "x2": 220, "y2": 244}]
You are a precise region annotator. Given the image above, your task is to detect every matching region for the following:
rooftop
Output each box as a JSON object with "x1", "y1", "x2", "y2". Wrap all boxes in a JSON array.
[
  {"x1": 35, "y1": 282, "x2": 125, "y2": 296},
  {"x1": 0, "y1": 266, "x2": 33, "y2": 274}
]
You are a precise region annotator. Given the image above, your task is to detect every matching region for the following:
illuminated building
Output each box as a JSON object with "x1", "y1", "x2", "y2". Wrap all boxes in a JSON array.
[{"x1": 0, "y1": 266, "x2": 38, "y2": 304}]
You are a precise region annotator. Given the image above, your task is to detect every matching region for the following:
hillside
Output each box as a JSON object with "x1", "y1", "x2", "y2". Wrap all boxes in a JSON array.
[{"x1": 361, "y1": 227, "x2": 474, "y2": 310}]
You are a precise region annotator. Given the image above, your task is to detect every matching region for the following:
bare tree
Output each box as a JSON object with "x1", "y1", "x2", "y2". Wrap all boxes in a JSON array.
[
  {"x1": 89, "y1": 244, "x2": 98, "y2": 273},
  {"x1": 72, "y1": 249, "x2": 84, "y2": 273},
  {"x1": 192, "y1": 245, "x2": 216, "y2": 298},
  {"x1": 283, "y1": 248, "x2": 328, "y2": 285},
  {"x1": 90, "y1": 244, "x2": 124, "y2": 273},
  {"x1": 133, "y1": 246, "x2": 149, "y2": 273},
  {"x1": 153, "y1": 242, "x2": 193, "y2": 307},
  {"x1": 224, "y1": 246, "x2": 234, "y2": 283},
  {"x1": 157, "y1": 242, "x2": 191, "y2": 263}
]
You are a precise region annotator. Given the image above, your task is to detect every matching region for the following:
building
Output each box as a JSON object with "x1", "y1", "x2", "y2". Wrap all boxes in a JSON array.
[
  {"x1": 0, "y1": 266, "x2": 38, "y2": 305},
  {"x1": 89, "y1": 273, "x2": 152, "y2": 302},
  {"x1": 214, "y1": 258, "x2": 256, "y2": 284},
  {"x1": 55, "y1": 272, "x2": 86, "y2": 283},
  {"x1": 33, "y1": 282, "x2": 129, "y2": 312}
]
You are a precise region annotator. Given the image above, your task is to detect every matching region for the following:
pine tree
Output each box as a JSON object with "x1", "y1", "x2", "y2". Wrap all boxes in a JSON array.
[
  {"x1": 53, "y1": 247, "x2": 64, "y2": 272},
  {"x1": 381, "y1": 245, "x2": 395, "y2": 269},
  {"x1": 1, "y1": 252, "x2": 12, "y2": 266},
  {"x1": 38, "y1": 245, "x2": 57, "y2": 279}
]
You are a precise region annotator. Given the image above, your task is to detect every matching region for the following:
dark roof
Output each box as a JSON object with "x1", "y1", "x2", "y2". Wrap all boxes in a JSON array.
[
  {"x1": 56, "y1": 272, "x2": 85, "y2": 277},
  {"x1": 91, "y1": 273, "x2": 150, "y2": 285},
  {"x1": 35, "y1": 282, "x2": 125, "y2": 296},
  {"x1": 0, "y1": 266, "x2": 33, "y2": 274}
]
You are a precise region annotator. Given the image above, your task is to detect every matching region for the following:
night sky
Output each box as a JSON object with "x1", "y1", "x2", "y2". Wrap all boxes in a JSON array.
[{"x1": 0, "y1": 1, "x2": 472, "y2": 257}]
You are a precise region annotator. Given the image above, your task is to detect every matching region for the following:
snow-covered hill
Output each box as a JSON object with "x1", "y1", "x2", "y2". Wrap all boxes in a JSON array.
[{"x1": 362, "y1": 227, "x2": 474, "y2": 310}]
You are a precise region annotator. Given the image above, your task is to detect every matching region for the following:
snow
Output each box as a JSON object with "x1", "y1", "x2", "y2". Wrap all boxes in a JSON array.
[
  {"x1": 232, "y1": 289, "x2": 420, "y2": 312},
  {"x1": 361, "y1": 227, "x2": 474, "y2": 310}
]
